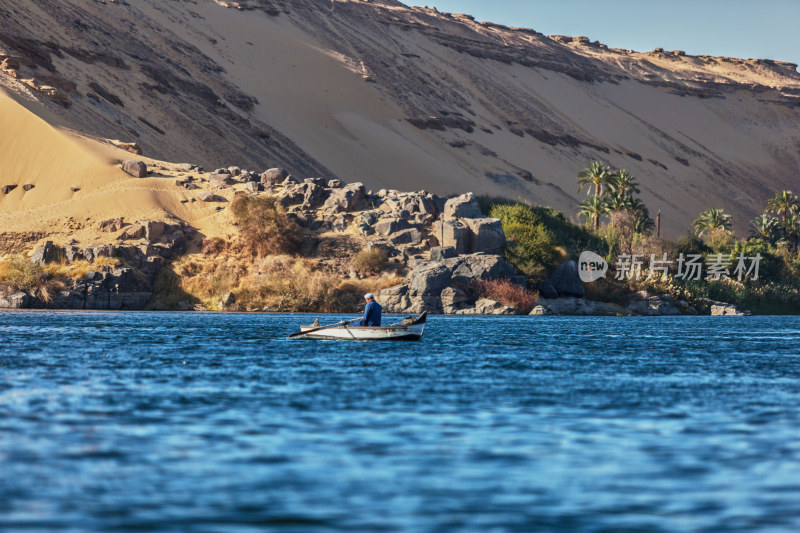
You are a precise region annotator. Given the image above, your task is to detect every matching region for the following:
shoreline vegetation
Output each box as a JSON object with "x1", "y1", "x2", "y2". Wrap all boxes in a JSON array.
[{"x1": 1, "y1": 161, "x2": 799, "y2": 315}]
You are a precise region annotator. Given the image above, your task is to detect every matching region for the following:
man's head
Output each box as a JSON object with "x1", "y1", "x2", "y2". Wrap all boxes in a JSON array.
[{"x1": 364, "y1": 293, "x2": 374, "y2": 302}]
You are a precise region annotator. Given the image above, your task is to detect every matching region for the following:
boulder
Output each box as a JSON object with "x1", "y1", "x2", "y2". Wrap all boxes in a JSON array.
[
  {"x1": 408, "y1": 263, "x2": 452, "y2": 295},
  {"x1": 537, "y1": 297, "x2": 625, "y2": 316},
  {"x1": 227, "y1": 166, "x2": 241, "y2": 176},
  {"x1": 2, "y1": 184, "x2": 17, "y2": 194},
  {"x1": 474, "y1": 298, "x2": 516, "y2": 315},
  {"x1": 22, "y1": 184, "x2": 35, "y2": 191},
  {"x1": 430, "y1": 246, "x2": 457, "y2": 261},
  {"x1": 626, "y1": 291, "x2": 682, "y2": 316},
  {"x1": 122, "y1": 160, "x2": 147, "y2": 178},
  {"x1": 549, "y1": 261, "x2": 585, "y2": 298},
  {"x1": 0, "y1": 290, "x2": 31, "y2": 309},
  {"x1": 377, "y1": 284, "x2": 411, "y2": 314},
  {"x1": 144, "y1": 221, "x2": 166, "y2": 241},
  {"x1": 209, "y1": 173, "x2": 234, "y2": 187},
  {"x1": 322, "y1": 182, "x2": 368, "y2": 213},
  {"x1": 260, "y1": 168, "x2": 288, "y2": 185},
  {"x1": 444, "y1": 192, "x2": 482, "y2": 220},
  {"x1": 119, "y1": 223, "x2": 146, "y2": 240},
  {"x1": 537, "y1": 280, "x2": 559, "y2": 300},
  {"x1": 440, "y1": 286, "x2": 471, "y2": 314},
  {"x1": 197, "y1": 191, "x2": 215, "y2": 202},
  {"x1": 327, "y1": 179, "x2": 343, "y2": 188},
  {"x1": 710, "y1": 304, "x2": 751, "y2": 316},
  {"x1": 389, "y1": 228, "x2": 423, "y2": 246},
  {"x1": 446, "y1": 254, "x2": 515, "y2": 286},
  {"x1": 31, "y1": 241, "x2": 64, "y2": 265},
  {"x1": 96, "y1": 218, "x2": 124, "y2": 232},
  {"x1": 244, "y1": 181, "x2": 260, "y2": 193},
  {"x1": 463, "y1": 217, "x2": 505, "y2": 253},
  {"x1": 431, "y1": 220, "x2": 470, "y2": 254},
  {"x1": 530, "y1": 305, "x2": 550, "y2": 316},
  {"x1": 375, "y1": 218, "x2": 399, "y2": 236},
  {"x1": 302, "y1": 183, "x2": 328, "y2": 209}
]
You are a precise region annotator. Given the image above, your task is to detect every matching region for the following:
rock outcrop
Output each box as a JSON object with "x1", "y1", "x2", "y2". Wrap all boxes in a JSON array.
[
  {"x1": 710, "y1": 303, "x2": 751, "y2": 316},
  {"x1": 378, "y1": 253, "x2": 516, "y2": 315}
]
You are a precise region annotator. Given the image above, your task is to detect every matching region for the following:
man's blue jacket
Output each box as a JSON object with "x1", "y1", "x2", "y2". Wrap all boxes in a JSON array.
[{"x1": 359, "y1": 300, "x2": 382, "y2": 327}]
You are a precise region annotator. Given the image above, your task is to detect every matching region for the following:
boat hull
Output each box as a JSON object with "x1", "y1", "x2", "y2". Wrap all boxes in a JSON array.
[
  {"x1": 295, "y1": 313, "x2": 427, "y2": 341},
  {"x1": 298, "y1": 323, "x2": 425, "y2": 341}
]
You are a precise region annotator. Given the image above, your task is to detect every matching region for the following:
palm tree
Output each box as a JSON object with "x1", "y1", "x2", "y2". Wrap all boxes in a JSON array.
[
  {"x1": 786, "y1": 211, "x2": 800, "y2": 251},
  {"x1": 577, "y1": 161, "x2": 611, "y2": 197},
  {"x1": 766, "y1": 190, "x2": 798, "y2": 223},
  {"x1": 750, "y1": 214, "x2": 779, "y2": 243},
  {"x1": 693, "y1": 208, "x2": 732, "y2": 237},
  {"x1": 579, "y1": 196, "x2": 609, "y2": 231},
  {"x1": 605, "y1": 192, "x2": 634, "y2": 214},
  {"x1": 607, "y1": 169, "x2": 640, "y2": 199}
]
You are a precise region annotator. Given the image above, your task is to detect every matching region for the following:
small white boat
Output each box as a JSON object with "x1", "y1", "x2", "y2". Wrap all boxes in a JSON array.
[{"x1": 291, "y1": 312, "x2": 427, "y2": 341}]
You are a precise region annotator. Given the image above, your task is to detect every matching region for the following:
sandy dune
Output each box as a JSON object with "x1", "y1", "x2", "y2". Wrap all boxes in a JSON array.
[
  {"x1": 1, "y1": 0, "x2": 799, "y2": 237},
  {"x1": 0, "y1": 91, "x2": 235, "y2": 247}
]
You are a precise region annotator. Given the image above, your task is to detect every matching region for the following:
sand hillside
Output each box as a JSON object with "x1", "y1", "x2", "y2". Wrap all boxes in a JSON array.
[
  {"x1": 1, "y1": 0, "x2": 799, "y2": 237},
  {"x1": 0, "y1": 90, "x2": 240, "y2": 249}
]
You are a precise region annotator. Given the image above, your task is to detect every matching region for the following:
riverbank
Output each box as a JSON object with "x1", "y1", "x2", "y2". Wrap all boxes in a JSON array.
[{"x1": 2, "y1": 157, "x2": 799, "y2": 315}]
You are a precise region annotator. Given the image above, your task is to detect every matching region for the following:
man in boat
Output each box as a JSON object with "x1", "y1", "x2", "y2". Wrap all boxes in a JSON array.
[{"x1": 357, "y1": 293, "x2": 382, "y2": 327}]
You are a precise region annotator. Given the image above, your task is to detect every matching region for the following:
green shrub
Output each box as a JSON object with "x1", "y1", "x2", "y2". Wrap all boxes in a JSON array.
[
  {"x1": 230, "y1": 195, "x2": 302, "y2": 256},
  {"x1": 489, "y1": 203, "x2": 559, "y2": 278}
]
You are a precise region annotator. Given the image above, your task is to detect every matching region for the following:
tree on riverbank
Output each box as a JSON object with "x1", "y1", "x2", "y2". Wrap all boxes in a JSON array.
[{"x1": 693, "y1": 208, "x2": 732, "y2": 237}]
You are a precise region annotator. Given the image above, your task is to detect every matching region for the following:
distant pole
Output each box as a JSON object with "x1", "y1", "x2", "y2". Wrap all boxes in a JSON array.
[{"x1": 656, "y1": 210, "x2": 661, "y2": 239}]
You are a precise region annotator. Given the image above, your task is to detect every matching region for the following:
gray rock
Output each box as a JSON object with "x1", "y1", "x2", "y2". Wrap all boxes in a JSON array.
[
  {"x1": 22, "y1": 184, "x2": 35, "y2": 191},
  {"x1": 626, "y1": 291, "x2": 682, "y2": 316},
  {"x1": 244, "y1": 181, "x2": 260, "y2": 193},
  {"x1": 209, "y1": 173, "x2": 234, "y2": 187},
  {"x1": 409, "y1": 263, "x2": 452, "y2": 295},
  {"x1": 389, "y1": 228, "x2": 423, "y2": 246},
  {"x1": 2, "y1": 184, "x2": 17, "y2": 194},
  {"x1": 431, "y1": 220, "x2": 470, "y2": 254},
  {"x1": 327, "y1": 179, "x2": 343, "y2": 188},
  {"x1": 261, "y1": 168, "x2": 288, "y2": 185},
  {"x1": 549, "y1": 261, "x2": 585, "y2": 298},
  {"x1": 197, "y1": 191, "x2": 215, "y2": 202},
  {"x1": 444, "y1": 192, "x2": 482, "y2": 220},
  {"x1": 538, "y1": 297, "x2": 625, "y2": 316},
  {"x1": 474, "y1": 298, "x2": 516, "y2": 315},
  {"x1": 538, "y1": 280, "x2": 559, "y2": 299},
  {"x1": 227, "y1": 166, "x2": 241, "y2": 176},
  {"x1": 446, "y1": 254, "x2": 515, "y2": 286},
  {"x1": 31, "y1": 241, "x2": 64, "y2": 265},
  {"x1": 122, "y1": 160, "x2": 147, "y2": 178},
  {"x1": 440, "y1": 286, "x2": 471, "y2": 314},
  {"x1": 530, "y1": 305, "x2": 549, "y2": 315},
  {"x1": 322, "y1": 182, "x2": 368, "y2": 213},
  {"x1": 710, "y1": 304, "x2": 751, "y2": 316},
  {"x1": 302, "y1": 183, "x2": 327, "y2": 209},
  {"x1": 377, "y1": 284, "x2": 411, "y2": 314},
  {"x1": 463, "y1": 217, "x2": 505, "y2": 253},
  {"x1": 0, "y1": 290, "x2": 31, "y2": 309},
  {"x1": 430, "y1": 246, "x2": 457, "y2": 261}
]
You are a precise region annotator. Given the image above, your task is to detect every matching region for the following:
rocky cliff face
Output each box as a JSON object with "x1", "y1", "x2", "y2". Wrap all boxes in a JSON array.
[{"x1": 1, "y1": 0, "x2": 799, "y2": 235}]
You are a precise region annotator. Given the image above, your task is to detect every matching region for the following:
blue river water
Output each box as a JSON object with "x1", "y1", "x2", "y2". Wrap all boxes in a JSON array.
[{"x1": 1, "y1": 311, "x2": 799, "y2": 532}]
